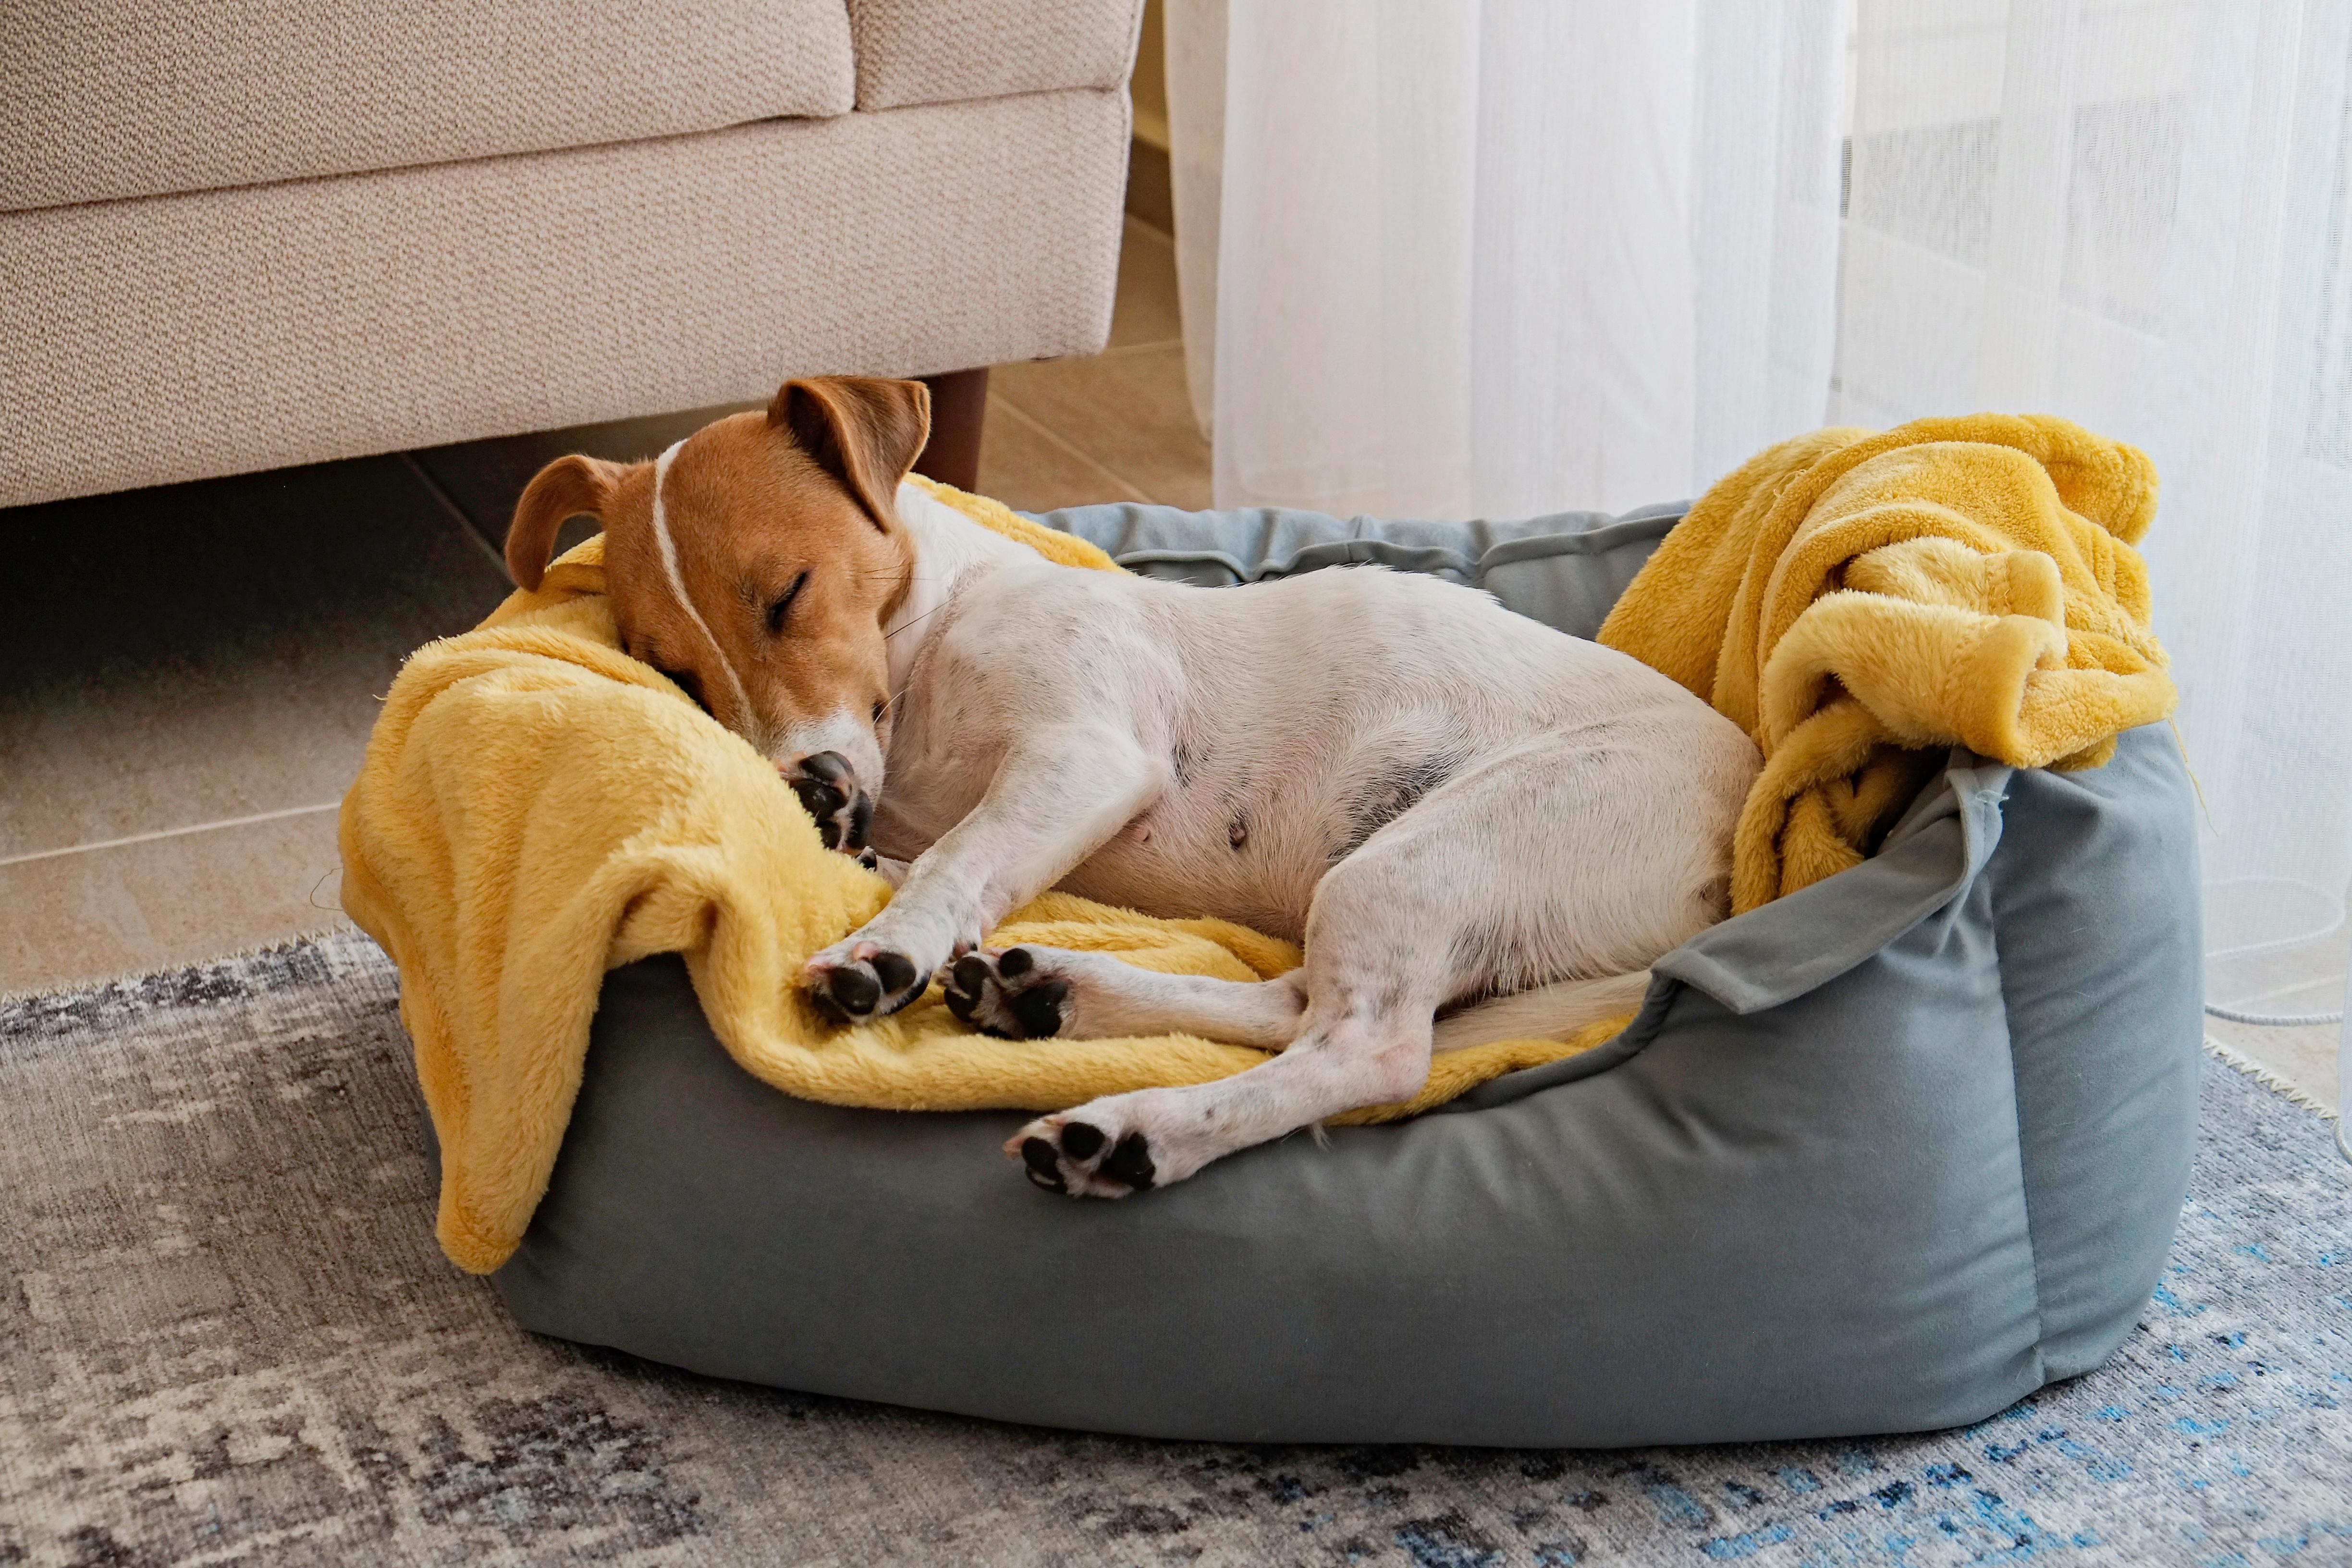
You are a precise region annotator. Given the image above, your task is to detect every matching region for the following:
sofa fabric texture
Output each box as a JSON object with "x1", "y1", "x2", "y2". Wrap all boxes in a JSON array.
[
  {"x1": 848, "y1": 0, "x2": 1145, "y2": 110},
  {"x1": 0, "y1": 89, "x2": 1127, "y2": 509},
  {"x1": 483, "y1": 502, "x2": 2202, "y2": 1446},
  {"x1": 0, "y1": 0, "x2": 858, "y2": 212}
]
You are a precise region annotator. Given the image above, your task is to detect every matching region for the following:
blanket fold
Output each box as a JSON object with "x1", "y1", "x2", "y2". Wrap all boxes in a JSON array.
[
  {"x1": 344, "y1": 421, "x2": 2171, "y2": 1274},
  {"x1": 1598, "y1": 414, "x2": 2174, "y2": 912}
]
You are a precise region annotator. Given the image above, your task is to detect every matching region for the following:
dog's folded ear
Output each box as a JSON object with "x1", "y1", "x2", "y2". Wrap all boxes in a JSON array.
[
  {"x1": 506, "y1": 454, "x2": 620, "y2": 590},
  {"x1": 772, "y1": 376, "x2": 932, "y2": 533}
]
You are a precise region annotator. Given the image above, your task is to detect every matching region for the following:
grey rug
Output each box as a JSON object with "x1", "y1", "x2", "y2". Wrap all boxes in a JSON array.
[{"x1": 2, "y1": 933, "x2": 2347, "y2": 1568}]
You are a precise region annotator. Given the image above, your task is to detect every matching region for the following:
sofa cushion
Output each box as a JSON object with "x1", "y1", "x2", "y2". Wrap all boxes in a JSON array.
[
  {"x1": 1, "y1": 89, "x2": 1127, "y2": 509},
  {"x1": 0, "y1": 0, "x2": 857, "y2": 212},
  {"x1": 848, "y1": 0, "x2": 1143, "y2": 111}
]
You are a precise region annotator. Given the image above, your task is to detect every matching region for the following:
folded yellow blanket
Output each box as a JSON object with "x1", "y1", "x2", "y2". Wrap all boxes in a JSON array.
[
  {"x1": 341, "y1": 479, "x2": 1615, "y2": 1274},
  {"x1": 1598, "y1": 414, "x2": 2175, "y2": 912}
]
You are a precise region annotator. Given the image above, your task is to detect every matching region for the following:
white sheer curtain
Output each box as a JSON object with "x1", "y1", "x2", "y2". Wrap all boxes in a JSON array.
[
  {"x1": 1831, "y1": 0, "x2": 2352, "y2": 1026},
  {"x1": 1165, "y1": 0, "x2": 1848, "y2": 517},
  {"x1": 1165, "y1": 0, "x2": 2352, "y2": 1028}
]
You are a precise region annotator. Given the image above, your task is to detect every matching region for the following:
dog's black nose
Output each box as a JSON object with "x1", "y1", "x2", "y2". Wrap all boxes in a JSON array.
[
  {"x1": 791, "y1": 774, "x2": 845, "y2": 820},
  {"x1": 798, "y1": 750, "x2": 854, "y2": 786}
]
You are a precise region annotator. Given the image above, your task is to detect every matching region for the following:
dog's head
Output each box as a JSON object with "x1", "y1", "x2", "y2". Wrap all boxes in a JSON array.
[{"x1": 503, "y1": 376, "x2": 931, "y2": 851}]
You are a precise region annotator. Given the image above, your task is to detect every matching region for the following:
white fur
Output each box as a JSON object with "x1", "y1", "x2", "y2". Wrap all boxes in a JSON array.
[
  {"x1": 796, "y1": 484, "x2": 1762, "y2": 1197},
  {"x1": 649, "y1": 440, "x2": 753, "y2": 721}
]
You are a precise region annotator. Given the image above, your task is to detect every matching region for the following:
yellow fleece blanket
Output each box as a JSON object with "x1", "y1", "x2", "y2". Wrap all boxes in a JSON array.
[
  {"x1": 1597, "y1": 414, "x2": 2175, "y2": 912},
  {"x1": 341, "y1": 478, "x2": 1617, "y2": 1273},
  {"x1": 345, "y1": 420, "x2": 2171, "y2": 1274}
]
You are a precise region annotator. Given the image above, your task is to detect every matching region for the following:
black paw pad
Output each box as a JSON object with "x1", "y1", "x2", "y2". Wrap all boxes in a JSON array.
[
  {"x1": 1009, "y1": 978, "x2": 1067, "y2": 1038},
  {"x1": 1021, "y1": 1137, "x2": 1066, "y2": 1191},
  {"x1": 821, "y1": 965, "x2": 880, "y2": 1018},
  {"x1": 1058, "y1": 1120, "x2": 1105, "y2": 1160},
  {"x1": 1101, "y1": 1132, "x2": 1155, "y2": 1190},
  {"x1": 943, "y1": 955, "x2": 989, "y2": 1023},
  {"x1": 870, "y1": 951, "x2": 918, "y2": 994},
  {"x1": 997, "y1": 946, "x2": 1034, "y2": 978}
]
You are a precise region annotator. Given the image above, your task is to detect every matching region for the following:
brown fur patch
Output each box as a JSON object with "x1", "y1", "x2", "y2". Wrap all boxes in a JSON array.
[{"x1": 503, "y1": 378, "x2": 932, "y2": 762}]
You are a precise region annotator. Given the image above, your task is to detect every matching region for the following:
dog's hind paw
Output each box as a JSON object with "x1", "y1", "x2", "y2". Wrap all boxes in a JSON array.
[
  {"x1": 1009, "y1": 1111, "x2": 1156, "y2": 1198},
  {"x1": 942, "y1": 947, "x2": 1069, "y2": 1038}
]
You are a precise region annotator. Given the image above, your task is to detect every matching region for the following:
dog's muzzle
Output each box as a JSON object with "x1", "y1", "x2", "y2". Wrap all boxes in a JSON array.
[{"x1": 787, "y1": 751, "x2": 877, "y2": 868}]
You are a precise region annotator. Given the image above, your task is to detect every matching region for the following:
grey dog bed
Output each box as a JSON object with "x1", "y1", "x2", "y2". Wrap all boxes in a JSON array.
[{"x1": 480, "y1": 501, "x2": 2203, "y2": 1447}]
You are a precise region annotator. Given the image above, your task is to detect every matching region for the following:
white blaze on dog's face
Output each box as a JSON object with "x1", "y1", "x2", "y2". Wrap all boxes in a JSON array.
[{"x1": 502, "y1": 376, "x2": 931, "y2": 848}]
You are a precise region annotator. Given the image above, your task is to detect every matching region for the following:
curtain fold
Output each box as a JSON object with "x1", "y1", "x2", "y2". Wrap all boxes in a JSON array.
[{"x1": 1164, "y1": 0, "x2": 2352, "y2": 1024}]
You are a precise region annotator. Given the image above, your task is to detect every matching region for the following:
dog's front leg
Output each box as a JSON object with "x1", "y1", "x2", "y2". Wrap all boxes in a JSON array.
[{"x1": 802, "y1": 725, "x2": 1163, "y2": 1020}]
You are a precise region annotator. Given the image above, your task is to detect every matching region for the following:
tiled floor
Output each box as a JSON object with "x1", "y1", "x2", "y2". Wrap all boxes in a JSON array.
[
  {"x1": 5, "y1": 216, "x2": 2343, "y2": 1122},
  {"x1": 0, "y1": 216, "x2": 1204, "y2": 996}
]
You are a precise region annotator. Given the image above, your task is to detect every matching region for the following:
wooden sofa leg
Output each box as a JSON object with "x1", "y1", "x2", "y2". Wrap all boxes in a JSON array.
[{"x1": 913, "y1": 368, "x2": 989, "y2": 492}]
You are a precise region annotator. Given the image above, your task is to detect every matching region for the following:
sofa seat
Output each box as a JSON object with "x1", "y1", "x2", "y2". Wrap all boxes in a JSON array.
[
  {"x1": 0, "y1": 0, "x2": 860, "y2": 212},
  {"x1": 0, "y1": 0, "x2": 1142, "y2": 510}
]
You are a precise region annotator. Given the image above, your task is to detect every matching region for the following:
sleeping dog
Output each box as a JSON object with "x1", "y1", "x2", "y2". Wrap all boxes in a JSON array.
[{"x1": 504, "y1": 377, "x2": 1760, "y2": 1197}]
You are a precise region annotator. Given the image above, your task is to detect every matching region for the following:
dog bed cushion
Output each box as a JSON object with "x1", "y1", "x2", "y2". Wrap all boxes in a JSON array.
[{"x1": 478, "y1": 497, "x2": 2202, "y2": 1448}]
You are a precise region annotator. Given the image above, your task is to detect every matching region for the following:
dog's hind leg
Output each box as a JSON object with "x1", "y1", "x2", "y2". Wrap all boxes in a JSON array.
[
  {"x1": 1007, "y1": 724, "x2": 1738, "y2": 1196},
  {"x1": 1006, "y1": 799, "x2": 1471, "y2": 1195},
  {"x1": 943, "y1": 945, "x2": 1307, "y2": 1047}
]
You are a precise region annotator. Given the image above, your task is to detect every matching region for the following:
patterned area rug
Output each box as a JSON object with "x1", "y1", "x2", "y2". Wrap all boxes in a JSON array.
[{"x1": 2, "y1": 932, "x2": 2347, "y2": 1568}]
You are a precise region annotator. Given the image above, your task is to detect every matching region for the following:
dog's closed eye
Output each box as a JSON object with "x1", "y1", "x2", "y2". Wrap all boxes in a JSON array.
[{"x1": 767, "y1": 571, "x2": 810, "y2": 637}]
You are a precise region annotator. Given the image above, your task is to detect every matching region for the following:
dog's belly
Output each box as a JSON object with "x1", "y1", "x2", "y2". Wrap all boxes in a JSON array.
[
  {"x1": 870, "y1": 732, "x2": 1347, "y2": 942},
  {"x1": 1054, "y1": 797, "x2": 1331, "y2": 942},
  {"x1": 870, "y1": 560, "x2": 1744, "y2": 944}
]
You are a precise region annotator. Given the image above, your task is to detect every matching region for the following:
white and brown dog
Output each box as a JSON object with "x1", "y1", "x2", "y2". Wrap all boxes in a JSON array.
[{"x1": 505, "y1": 377, "x2": 1760, "y2": 1197}]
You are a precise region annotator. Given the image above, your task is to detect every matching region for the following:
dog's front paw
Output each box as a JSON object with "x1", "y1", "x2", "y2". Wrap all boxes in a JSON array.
[
  {"x1": 784, "y1": 751, "x2": 874, "y2": 857},
  {"x1": 942, "y1": 946, "x2": 1068, "y2": 1038},
  {"x1": 802, "y1": 939, "x2": 931, "y2": 1023},
  {"x1": 1008, "y1": 1110, "x2": 1158, "y2": 1198}
]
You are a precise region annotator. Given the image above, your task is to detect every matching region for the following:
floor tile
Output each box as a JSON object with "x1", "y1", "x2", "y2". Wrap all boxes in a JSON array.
[
  {"x1": 2204, "y1": 918, "x2": 2347, "y2": 1115},
  {"x1": 1108, "y1": 216, "x2": 1183, "y2": 351},
  {"x1": 991, "y1": 345, "x2": 1213, "y2": 509},
  {"x1": 0, "y1": 807, "x2": 348, "y2": 995},
  {"x1": 0, "y1": 456, "x2": 512, "y2": 864},
  {"x1": 978, "y1": 398, "x2": 1148, "y2": 512}
]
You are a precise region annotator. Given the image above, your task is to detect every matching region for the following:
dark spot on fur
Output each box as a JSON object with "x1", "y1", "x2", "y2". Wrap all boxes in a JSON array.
[
  {"x1": 1446, "y1": 922, "x2": 1501, "y2": 978},
  {"x1": 1171, "y1": 739, "x2": 1197, "y2": 788},
  {"x1": 1334, "y1": 754, "x2": 1460, "y2": 858}
]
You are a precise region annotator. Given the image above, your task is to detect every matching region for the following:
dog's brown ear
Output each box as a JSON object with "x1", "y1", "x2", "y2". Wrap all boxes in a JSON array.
[
  {"x1": 506, "y1": 454, "x2": 619, "y2": 590},
  {"x1": 771, "y1": 376, "x2": 931, "y2": 532}
]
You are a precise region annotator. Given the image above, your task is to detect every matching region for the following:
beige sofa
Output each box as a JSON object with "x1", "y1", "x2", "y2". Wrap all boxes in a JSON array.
[{"x1": 0, "y1": 0, "x2": 1141, "y2": 509}]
